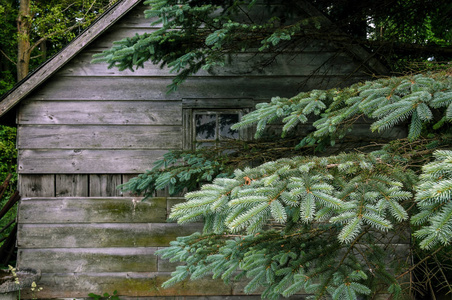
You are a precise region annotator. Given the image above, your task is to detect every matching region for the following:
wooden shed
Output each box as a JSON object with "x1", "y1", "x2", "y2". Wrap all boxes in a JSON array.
[{"x1": 0, "y1": 0, "x2": 388, "y2": 298}]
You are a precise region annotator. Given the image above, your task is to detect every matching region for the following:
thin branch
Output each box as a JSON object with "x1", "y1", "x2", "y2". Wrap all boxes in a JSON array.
[
  {"x1": 396, "y1": 246, "x2": 445, "y2": 280},
  {"x1": 0, "y1": 48, "x2": 17, "y2": 65},
  {"x1": 29, "y1": 22, "x2": 82, "y2": 53},
  {"x1": 84, "y1": 0, "x2": 97, "y2": 18}
]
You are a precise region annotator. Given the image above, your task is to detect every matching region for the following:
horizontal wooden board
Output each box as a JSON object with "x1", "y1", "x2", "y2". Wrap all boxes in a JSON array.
[
  {"x1": 59, "y1": 51, "x2": 365, "y2": 77},
  {"x1": 28, "y1": 76, "x2": 368, "y2": 101},
  {"x1": 18, "y1": 247, "x2": 158, "y2": 273},
  {"x1": 17, "y1": 223, "x2": 203, "y2": 248},
  {"x1": 157, "y1": 248, "x2": 183, "y2": 272},
  {"x1": 182, "y1": 98, "x2": 255, "y2": 109},
  {"x1": 17, "y1": 125, "x2": 182, "y2": 149},
  {"x1": 21, "y1": 272, "x2": 233, "y2": 299},
  {"x1": 19, "y1": 197, "x2": 168, "y2": 223},
  {"x1": 18, "y1": 149, "x2": 170, "y2": 173},
  {"x1": 111, "y1": 4, "x2": 158, "y2": 29},
  {"x1": 116, "y1": 296, "x2": 303, "y2": 300},
  {"x1": 22, "y1": 272, "x2": 306, "y2": 299},
  {"x1": 85, "y1": 27, "x2": 157, "y2": 50},
  {"x1": 18, "y1": 100, "x2": 182, "y2": 125}
]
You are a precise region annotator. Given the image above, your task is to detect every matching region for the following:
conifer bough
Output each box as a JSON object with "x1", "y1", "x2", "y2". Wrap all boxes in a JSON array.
[
  {"x1": 93, "y1": 0, "x2": 452, "y2": 298},
  {"x1": 121, "y1": 72, "x2": 452, "y2": 298}
]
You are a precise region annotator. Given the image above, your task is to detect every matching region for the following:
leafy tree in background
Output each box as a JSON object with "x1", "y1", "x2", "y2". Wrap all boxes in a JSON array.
[
  {"x1": 97, "y1": 0, "x2": 452, "y2": 298},
  {"x1": 0, "y1": 0, "x2": 118, "y2": 95},
  {"x1": 0, "y1": 125, "x2": 15, "y2": 250}
]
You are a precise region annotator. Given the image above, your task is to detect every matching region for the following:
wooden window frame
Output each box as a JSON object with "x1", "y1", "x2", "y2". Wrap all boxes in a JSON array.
[{"x1": 182, "y1": 98, "x2": 254, "y2": 150}]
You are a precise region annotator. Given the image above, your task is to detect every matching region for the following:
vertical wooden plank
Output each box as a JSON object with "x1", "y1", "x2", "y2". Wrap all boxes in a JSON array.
[
  {"x1": 241, "y1": 108, "x2": 253, "y2": 141},
  {"x1": 121, "y1": 175, "x2": 186, "y2": 198},
  {"x1": 155, "y1": 187, "x2": 170, "y2": 197},
  {"x1": 89, "y1": 174, "x2": 122, "y2": 197},
  {"x1": 182, "y1": 109, "x2": 193, "y2": 150},
  {"x1": 55, "y1": 175, "x2": 89, "y2": 197},
  {"x1": 121, "y1": 174, "x2": 140, "y2": 197},
  {"x1": 19, "y1": 175, "x2": 55, "y2": 197}
]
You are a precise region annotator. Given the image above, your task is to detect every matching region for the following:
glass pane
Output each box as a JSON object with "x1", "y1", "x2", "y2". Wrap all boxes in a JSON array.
[
  {"x1": 195, "y1": 113, "x2": 216, "y2": 140},
  {"x1": 219, "y1": 114, "x2": 239, "y2": 139}
]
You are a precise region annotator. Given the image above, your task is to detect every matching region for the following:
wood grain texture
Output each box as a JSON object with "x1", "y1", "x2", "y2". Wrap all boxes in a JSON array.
[
  {"x1": 89, "y1": 175, "x2": 123, "y2": 197},
  {"x1": 18, "y1": 149, "x2": 169, "y2": 174},
  {"x1": 19, "y1": 175, "x2": 55, "y2": 197},
  {"x1": 121, "y1": 174, "x2": 140, "y2": 197},
  {"x1": 28, "y1": 76, "x2": 367, "y2": 101},
  {"x1": 18, "y1": 100, "x2": 182, "y2": 125},
  {"x1": 55, "y1": 174, "x2": 89, "y2": 197},
  {"x1": 18, "y1": 197, "x2": 169, "y2": 223},
  {"x1": 59, "y1": 51, "x2": 365, "y2": 77},
  {"x1": 17, "y1": 223, "x2": 203, "y2": 248},
  {"x1": 18, "y1": 125, "x2": 182, "y2": 149},
  {"x1": 113, "y1": 3, "x2": 156, "y2": 29},
  {"x1": 18, "y1": 247, "x2": 158, "y2": 273},
  {"x1": 20, "y1": 272, "x2": 233, "y2": 299},
  {"x1": 85, "y1": 27, "x2": 157, "y2": 50},
  {"x1": 182, "y1": 98, "x2": 254, "y2": 109}
]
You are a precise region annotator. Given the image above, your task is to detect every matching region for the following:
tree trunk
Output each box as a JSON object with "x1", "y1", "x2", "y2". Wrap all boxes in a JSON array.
[{"x1": 17, "y1": 0, "x2": 31, "y2": 81}]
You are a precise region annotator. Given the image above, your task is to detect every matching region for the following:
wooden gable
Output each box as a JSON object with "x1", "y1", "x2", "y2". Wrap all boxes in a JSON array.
[{"x1": 9, "y1": 1, "x2": 387, "y2": 198}]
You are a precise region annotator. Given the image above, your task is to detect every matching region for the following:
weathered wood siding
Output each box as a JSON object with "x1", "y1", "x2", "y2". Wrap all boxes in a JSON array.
[
  {"x1": 16, "y1": 3, "x2": 371, "y2": 193},
  {"x1": 17, "y1": 196, "x2": 409, "y2": 299},
  {"x1": 17, "y1": 197, "x2": 215, "y2": 298},
  {"x1": 17, "y1": 197, "x2": 313, "y2": 299},
  {"x1": 14, "y1": 3, "x2": 386, "y2": 299}
]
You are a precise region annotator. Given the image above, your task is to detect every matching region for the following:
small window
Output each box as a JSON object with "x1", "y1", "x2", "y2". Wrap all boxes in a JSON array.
[
  {"x1": 194, "y1": 110, "x2": 241, "y2": 148},
  {"x1": 182, "y1": 98, "x2": 254, "y2": 150}
]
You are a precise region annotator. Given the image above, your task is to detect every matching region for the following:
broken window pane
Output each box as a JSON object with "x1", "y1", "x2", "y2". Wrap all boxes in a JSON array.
[
  {"x1": 195, "y1": 114, "x2": 216, "y2": 140},
  {"x1": 219, "y1": 114, "x2": 239, "y2": 139}
]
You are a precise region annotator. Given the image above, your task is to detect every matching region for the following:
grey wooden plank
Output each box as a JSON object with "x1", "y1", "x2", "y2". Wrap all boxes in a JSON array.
[
  {"x1": 25, "y1": 272, "x2": 232, "y2": 299},
  {"x1": 182, "y1": 98, "x2": 254, "y2": 109},
  {"x1": 0, "y1": 0, "x2": 142, "y2": 117},
  {"x1": 55, "y1": 174, "x2": 89, "y2": 197},
  {"x1": 17, "y1": 223, "x2": 203, "y2": 248},
  {"x1": 85, "y1": 27, "x2": 157, "y2": 50},
  {"x1": 18, "y1": 197, "x2": 168, "y2": 224},
  {"x1": 58, "y1": 51, "x2": 364, "y2": 77},
  {"x1": 18, "y1": 100, "x2": 182, "y2": 125},
  {"x1": 182, "y1": 108, "x2": 193, "y2": 150},
  {"x1": 116, "y1": 297, "x2": 304, "y2": 300},
  {"x1": 18, "y1": 149, "x2": 170, "y2": 174},
  {"x1": 27, "y1": 76, "x2": 368, "y2": 101},
  {"x1": 18, "y1": 247, "x2": 158, "y2": 273},
  {"x1": 167, "y1": 198, "x2": 186, "y2": 216},
  {"x1": 19, "y1": 174, "x2": 54, "y2": 197},
  {"x1": 121, "y1": 174, "x2": 140, "y2": 197},
  {"x1": 157, "y1": 247, "x2": 183, "y2": 272},
  {"x1": 113, "y1": 4, "x2": 157, "y2": 28},
  {"x1": 89, "y1": 174, "x2": 123, "y2": 197},
  {"x1": 17, "y1": 125, "x2": 182, "y2": 149}
]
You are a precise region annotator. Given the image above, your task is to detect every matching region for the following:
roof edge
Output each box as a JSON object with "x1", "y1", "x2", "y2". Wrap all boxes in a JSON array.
[{"x1": 0, "y1": 0, "x2": 142, "y2": 118}]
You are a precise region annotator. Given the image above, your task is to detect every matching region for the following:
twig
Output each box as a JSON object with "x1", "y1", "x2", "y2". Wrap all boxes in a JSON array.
[{"x1": 0, "y1": 48, "x2": 16, "y2": 65}]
